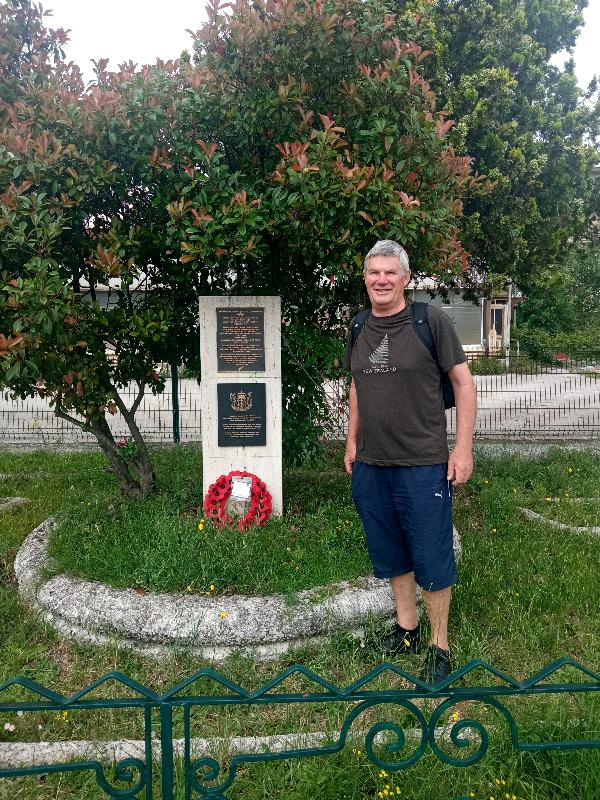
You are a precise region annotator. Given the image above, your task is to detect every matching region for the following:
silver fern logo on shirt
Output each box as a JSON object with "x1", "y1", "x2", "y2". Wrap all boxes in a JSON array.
[{"x1": 363, "y1": 334, "x2": 396, "y2": 374}]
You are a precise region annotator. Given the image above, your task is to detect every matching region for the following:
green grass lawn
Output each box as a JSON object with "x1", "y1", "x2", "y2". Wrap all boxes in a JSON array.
[
  {"x1": 1, "y1": 445, "x2": 599, "y2": 800},
  {"x1": 47, "y1": 447, "x2": 369, "y2": 595}
]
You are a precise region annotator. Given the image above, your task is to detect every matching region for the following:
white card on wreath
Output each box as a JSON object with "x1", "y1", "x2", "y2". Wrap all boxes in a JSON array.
[{"x1": 230, "y1": 477, "x2": 252, "y2": 501}]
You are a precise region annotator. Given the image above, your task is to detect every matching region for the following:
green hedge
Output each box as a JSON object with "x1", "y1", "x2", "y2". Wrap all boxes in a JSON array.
[
  {"x1": 517, "y1": 325, "x2": 600, "y2": 363},
  {"x1": 468, "y1": 356, "x2": 506, "y2": 375}
]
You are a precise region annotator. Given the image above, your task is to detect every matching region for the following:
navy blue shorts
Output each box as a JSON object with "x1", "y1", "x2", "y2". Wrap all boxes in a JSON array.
[{"x1": 351, "y1": 461, "x2": 457, "y2": 591}]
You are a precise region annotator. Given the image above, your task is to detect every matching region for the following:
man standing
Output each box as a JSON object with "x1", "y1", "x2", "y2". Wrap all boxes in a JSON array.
[{"x1": 344, "y1": 239, "x2": 476, "y2": 684}]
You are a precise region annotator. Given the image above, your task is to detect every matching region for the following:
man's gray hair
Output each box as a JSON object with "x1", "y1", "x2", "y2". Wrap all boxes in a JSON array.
[{"x1": 363, "y1": 240, "x2": 410, "y2": 274}]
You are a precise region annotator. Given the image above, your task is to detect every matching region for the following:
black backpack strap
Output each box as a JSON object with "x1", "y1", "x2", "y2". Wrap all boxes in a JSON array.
[
  {"x1": 409, "y1": 302, "x2": 436, "y2": 360},
  {"x1": 350, "y1": 308, "x2": 371, "y2": 348},
  {"x1": 409, "y1": 301, "x2": 456, "y2": 409}
]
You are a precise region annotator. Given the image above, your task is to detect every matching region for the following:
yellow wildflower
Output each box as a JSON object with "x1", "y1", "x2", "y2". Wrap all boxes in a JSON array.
[
  {"x1": 210, "y1": 584, "x2": 215, "y2": 591},
  {"x1": 218, "y1": 610, "x2": 227, "y2": 618}
]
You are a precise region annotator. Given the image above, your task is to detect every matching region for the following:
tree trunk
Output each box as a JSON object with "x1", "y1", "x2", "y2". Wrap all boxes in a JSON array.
[
  {"x1": 55, "y1": 389, "x2": 157, "y2": 498},
  {"x1": 117, "y1": 400, "x2": 156, "y2": 497},
  {"x1": 90, "y1": 416, "x2": 153, "y2": 499}
]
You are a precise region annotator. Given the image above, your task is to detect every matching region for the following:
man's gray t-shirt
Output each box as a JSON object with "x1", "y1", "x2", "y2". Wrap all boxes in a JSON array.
[{"x1": 344, "y1": 305, "x2": 467, "y2": 466}]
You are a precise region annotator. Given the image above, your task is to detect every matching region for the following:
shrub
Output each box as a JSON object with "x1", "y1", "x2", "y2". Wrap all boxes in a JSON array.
[
  {"x1": 468, "y1": 356, "x2": 506, "y2": 375},
  {"x1": 517, "y1": 326, "x2": 600, "y2": 363}
]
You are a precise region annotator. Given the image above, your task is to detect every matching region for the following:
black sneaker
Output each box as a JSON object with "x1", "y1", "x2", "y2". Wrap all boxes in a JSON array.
[
  {"x1": 419, "y1": 644, "x2": 454, "y2": 686},
  {"x1": 381, "y1": 623, "x2": 422, "y2": 655}
]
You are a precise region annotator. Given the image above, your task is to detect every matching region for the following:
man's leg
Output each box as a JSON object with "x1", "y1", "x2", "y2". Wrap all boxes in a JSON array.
[
  {"x1": 421, "y1": 586, "x2": 452, "y2": 651},
  {"x1": 390, "y1": 572, "x2": 418, "y2": 629}
]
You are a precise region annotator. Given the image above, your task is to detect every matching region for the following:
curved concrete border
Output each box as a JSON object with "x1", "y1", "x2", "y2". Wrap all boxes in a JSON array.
[
  {"x1": 0, "y1": 496, "x2": 30, "y2": 511},
  {"x1": 14, "y1": 519, "x2": 461, "y2": 661},
  {"x1": 15, "y1": 519, "x2": 394, "y2": 660},
  {"x1": 519, "y1": 506, "x2": 600, "y2": 536}
]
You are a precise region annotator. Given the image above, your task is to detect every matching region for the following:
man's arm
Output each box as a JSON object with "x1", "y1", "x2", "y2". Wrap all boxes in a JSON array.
[
  {"x1": 447, "y1": 362, "x2": 476, "y2": 486},
  {"x1": 344, "y1": 379, "x2": 359, "y2": 475}
]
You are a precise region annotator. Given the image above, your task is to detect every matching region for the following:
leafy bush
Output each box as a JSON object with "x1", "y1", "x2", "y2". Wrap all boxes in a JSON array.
[
  {"x1": 0, "y1": 0, "x2": 485, "y2": 491},
  {"x1": 517, "y1": 326, "x2": 600, "y2": 363},
  {"x1": 507, "y1": 353, "x2": 537, "y2": 373},
  {"x1": 468, "y1": 356, "x2": 506, "y2": 375}
]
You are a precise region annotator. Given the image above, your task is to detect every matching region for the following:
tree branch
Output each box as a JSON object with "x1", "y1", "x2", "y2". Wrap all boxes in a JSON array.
[
  {"x1": 54, "y1": 407, "x2": 90, "y2": 431},
  {"x1": 130, "y1": 381, "x2": 146, "y2": 416}
]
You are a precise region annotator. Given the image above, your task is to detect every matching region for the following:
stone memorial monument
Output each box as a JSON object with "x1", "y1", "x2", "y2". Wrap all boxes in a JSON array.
[{"x1": 199, "y1": 296, "x2": 283, "y2": 516}]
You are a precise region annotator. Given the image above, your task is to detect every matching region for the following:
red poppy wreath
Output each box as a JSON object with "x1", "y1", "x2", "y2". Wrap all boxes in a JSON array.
[{"x1": 203, "y1": 471, "x2": 273, "y2": 530}]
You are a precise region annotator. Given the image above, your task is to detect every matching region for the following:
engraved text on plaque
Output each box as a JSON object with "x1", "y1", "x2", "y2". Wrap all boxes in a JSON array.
[{"x1": 216, "y1": 308, "x2": 265, "y2": 372}]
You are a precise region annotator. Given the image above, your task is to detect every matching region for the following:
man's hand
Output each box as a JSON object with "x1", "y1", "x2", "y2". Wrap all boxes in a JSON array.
[
  {"x1": 447, "y1": 447, "x2": 473, "y2": 486},
  {"x1": 344, "y1": 445, "x2": 356, "y2": 475},
  {"x1": 447, "y1": 362, "x2": 476, "y2": 487}
]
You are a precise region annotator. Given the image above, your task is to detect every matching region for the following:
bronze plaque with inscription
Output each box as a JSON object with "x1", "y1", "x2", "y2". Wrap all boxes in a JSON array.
[
  {"x1": 216, "y1": 308, "x2": 265, "y2": 372},
  {"x1": 217, "y1": 383, "x2": 266, "y2": 447}
]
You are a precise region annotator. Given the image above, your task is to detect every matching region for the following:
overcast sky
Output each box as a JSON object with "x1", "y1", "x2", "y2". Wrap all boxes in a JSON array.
[{"x1": 45, "y1": 0, "x2": 598, "y2": 89}]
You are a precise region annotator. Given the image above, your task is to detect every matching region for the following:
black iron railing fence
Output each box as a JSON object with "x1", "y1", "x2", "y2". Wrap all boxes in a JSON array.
[
  {"x1": 1, "y1": 355, "x2": 599, "y2": 446},
  {"x1": 0, "y1": 658, "x2": 599, "y2": 799}
]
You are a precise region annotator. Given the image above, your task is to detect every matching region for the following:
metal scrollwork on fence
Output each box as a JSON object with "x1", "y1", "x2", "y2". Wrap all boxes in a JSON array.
[
  {"x1": 94, "y1": 757, "x2": 148, "y2": 798},
  {"x1": 428, "y1": 699, "x2": 493, "y2": 767},
  {"x1": 0, "y1": 658, "x2": 598, "y2": 800},
  {"x1": 188, "y1": 755, "x2": 232, "y2": 798}
]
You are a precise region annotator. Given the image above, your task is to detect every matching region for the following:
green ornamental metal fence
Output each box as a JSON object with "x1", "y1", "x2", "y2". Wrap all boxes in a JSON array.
[{"x1": 0, "y1": 657, "x2": 599, "y2": 799}]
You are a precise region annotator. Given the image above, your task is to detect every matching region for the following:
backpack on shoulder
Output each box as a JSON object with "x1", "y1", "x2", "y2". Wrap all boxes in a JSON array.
[{"x1": 349, "y1": 301, "x2": 456, "y2": 409}]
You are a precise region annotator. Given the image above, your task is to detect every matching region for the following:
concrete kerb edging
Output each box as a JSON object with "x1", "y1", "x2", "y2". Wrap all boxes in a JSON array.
[
  {"x1": 14, "y1": 519, "x2": 393, "y2": 660},
  {"x1": 14, "y1": 519, "x2": 461, "y2": 661},
  {"x1": 2, "y1": 724, "x2": 477, "y2": 770},
  {"x1": 0, "y1": 496, "x2": 30, "y2": 512},
  {"x1": 0, "y1": 732, "x2": 346, "y2": 769},
  {"x1": 518, "y1": 506, "x2": 600, "y2": 536}
]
